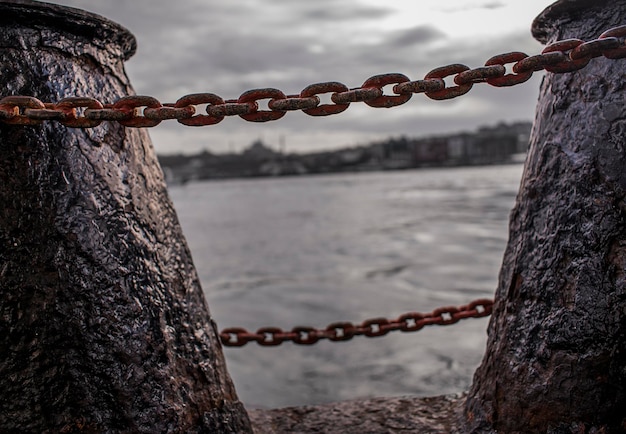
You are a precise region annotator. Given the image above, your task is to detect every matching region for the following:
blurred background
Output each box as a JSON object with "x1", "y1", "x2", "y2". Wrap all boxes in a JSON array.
[{"x1": 46, "y1": 0, "x2": 555, "y2": 408}]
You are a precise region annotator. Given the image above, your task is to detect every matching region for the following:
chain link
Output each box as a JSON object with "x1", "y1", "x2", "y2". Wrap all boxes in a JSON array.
[
  {"x1": 0, "y1": 25, "x2": 624, "y2": 129},
  {"x1": 219, "y1": 298, "x2": 493, "y2": 347}
]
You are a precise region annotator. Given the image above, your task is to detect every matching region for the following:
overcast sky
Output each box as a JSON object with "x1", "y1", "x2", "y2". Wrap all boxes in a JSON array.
[{"x1": 45, "y1": 0, "x2": 555, "y2": 155}]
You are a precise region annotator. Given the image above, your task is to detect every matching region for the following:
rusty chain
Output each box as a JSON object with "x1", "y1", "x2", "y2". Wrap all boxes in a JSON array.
[
  {"x1": 1, "y1": 28, "x2": 620, "y2": 347},
  {"x1": 219, "y1": 298, "x2": 493, "y2": 347},
  {"x1": 1, "y1": 25, "x2": 625, "y2": 128}
]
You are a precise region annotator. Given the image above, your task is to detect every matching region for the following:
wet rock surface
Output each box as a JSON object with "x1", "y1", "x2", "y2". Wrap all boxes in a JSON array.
[
  {"x1": 250, "y1": 394, "x2": 464, "y2": 434},
  {"x1": 0, "y1": 1, "x2": 251, "y2": 432},
  {"x1": 465, "y1": 0, "x2": 626, "y2": 432}
]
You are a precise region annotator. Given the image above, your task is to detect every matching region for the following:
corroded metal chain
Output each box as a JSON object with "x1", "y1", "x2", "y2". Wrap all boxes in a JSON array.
[
  {"x1": 1, "y1": 25, "x2": 625, "y2": 129},
  {"x1": 219, "y1": 298, "x2": 493, "y2": 347}
]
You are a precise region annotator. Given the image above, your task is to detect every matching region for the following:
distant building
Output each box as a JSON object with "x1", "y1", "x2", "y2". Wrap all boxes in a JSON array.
[
  {"x1": 242, "y1": 140, "x2": 279, "y2": 160},
  {"x1": 381, "y1": 136, "x2": 414, "y2": 169},
  {"x1": 258, "y1": 160, "x2": 307, "y2": 176},
  {"x1": 157, "y1": 121, "x2": 533, "y2": 183},
  {"x1": 447, "y1": 134, "x2": 471, "y2": 162},
  {"x1": 414, "y1": 137, "x2": 448, "y2": 165},
  {"x1": 441, "y1": 121, "x2": 532, "y2": 166}
]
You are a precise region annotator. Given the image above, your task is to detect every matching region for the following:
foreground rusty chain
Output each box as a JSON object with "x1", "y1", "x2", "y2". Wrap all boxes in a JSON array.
[
  {"x1": 1, "y1": 26, "x2": 626, "y2": 128},
  {"x1": 1, "y1": 28, "x2": 620, "y2": 348},
  {"x1": 220, "y1": 299, "x2": 493, "y2": 347}
]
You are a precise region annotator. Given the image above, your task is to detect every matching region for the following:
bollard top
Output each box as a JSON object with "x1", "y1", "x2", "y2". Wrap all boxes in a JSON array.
[
  {"x1": 0, "y1": 0, "x2": 136, "y2": 60},
  {"x1": 532, "y1": 0, "x2": 614, "y2": 43}
]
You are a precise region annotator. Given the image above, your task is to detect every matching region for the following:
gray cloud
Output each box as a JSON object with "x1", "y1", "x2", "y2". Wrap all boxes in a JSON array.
[
  {"x1": 387, "y1": 25, "x2": 447, "y2": 48},
  {"x1": 482, "y1": 2, "x2": 506, "y2": 10},
  {"x1": 39, "y1": 0, "x2": 550, "y2": 155},
  {"x1": 438, "y1": 1, "x2": 506, "y2": 13},
  {"x1": 301, "y1": 5, "x2": 392, "y2": 22}
]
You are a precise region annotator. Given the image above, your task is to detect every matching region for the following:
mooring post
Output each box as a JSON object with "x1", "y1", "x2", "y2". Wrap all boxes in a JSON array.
[
  {"x1": 0, "y1": 1, "x2": 252, "y2": 432},
  {"x1": 465, "y1": 0, "x2": 626, "y2": 432}
]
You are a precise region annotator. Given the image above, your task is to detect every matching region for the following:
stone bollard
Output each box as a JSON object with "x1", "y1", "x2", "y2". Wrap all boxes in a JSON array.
[
  {"x1": 0, "y1": 1, "x2": 252, "y2": 432},
  {"x1": 465, "y1": 0, "x2": 626, "y2": 432}
]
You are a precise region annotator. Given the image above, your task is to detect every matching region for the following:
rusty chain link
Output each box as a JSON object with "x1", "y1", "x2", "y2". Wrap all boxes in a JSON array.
[
  {"x1": 219, "y1": 298, "x2": 493, "y2": 347},
  {"x1": 0, "y1": 25, "x2": 625, "y2": 129}
]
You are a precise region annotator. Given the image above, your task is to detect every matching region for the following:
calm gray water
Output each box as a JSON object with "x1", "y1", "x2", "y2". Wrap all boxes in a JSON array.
[{"x1": 168, "y1": 163, "x2": 524, "y2": 409}]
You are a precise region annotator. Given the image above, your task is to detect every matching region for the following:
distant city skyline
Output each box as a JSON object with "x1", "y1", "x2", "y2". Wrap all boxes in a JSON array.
[
  {"x1": 45, "y1": 0, "x2": 555, "y2": 154},
  {"x1": 158, "y1": 120, "x2": 532, "y2": 182}
]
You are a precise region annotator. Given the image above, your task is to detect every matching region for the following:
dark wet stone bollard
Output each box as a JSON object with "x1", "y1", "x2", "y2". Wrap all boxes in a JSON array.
[
  {"x1": 465, "y1": 0, "x2": 626, "y2": 432},
  {"x1": 0, "y1": 1, "x2": 252, "y2": 432}
]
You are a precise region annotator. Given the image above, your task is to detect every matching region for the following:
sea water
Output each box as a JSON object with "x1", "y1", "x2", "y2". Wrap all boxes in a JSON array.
[{"x1": 168, "y1": 163, "x2": 524, "y2": 409}]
